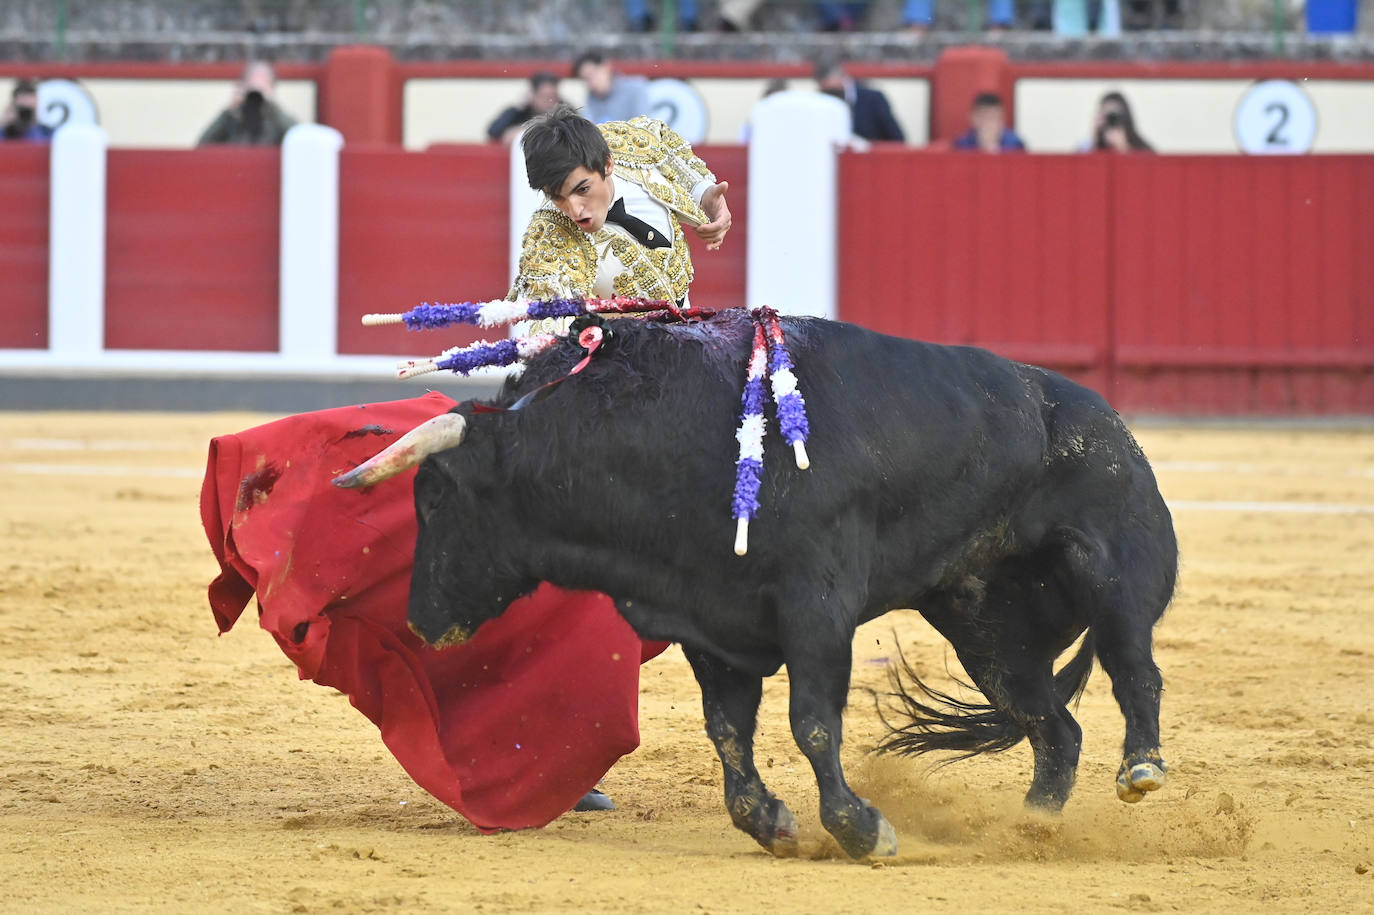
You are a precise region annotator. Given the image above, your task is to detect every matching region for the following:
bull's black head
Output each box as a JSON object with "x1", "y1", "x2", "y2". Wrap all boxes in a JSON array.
[
  {"x1": 331, "y1": 407, "x2": 536, "y2": 648},
  {"x1": 407, "y1": 447, "x2": 538, "y2": 647}
]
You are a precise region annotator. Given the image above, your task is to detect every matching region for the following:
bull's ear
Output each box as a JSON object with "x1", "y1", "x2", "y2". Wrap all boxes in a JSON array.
[{"x1": 332, "y1": 413, "x2": 467, "y2": 488}]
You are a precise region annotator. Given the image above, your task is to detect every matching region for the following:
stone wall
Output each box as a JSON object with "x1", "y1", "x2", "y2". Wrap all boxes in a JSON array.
[{"x1": 2, "y1": 0, "x2": 1371, "y2": 62}]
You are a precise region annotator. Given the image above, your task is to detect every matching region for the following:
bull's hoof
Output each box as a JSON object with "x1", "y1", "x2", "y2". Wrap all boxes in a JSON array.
[
  {"x1": 766, "y1": 803, "x2": 800, "y2": 858},
  {"x1": 1116, "y1": 761, "x2": 1166, "y2": 803},
  {"x1": 869, "y1": 813, "x2": 898, "y2": 858}
]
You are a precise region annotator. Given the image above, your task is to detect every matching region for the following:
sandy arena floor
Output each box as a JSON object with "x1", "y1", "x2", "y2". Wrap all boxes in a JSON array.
[{"x1": 1, "y1": 411, "x2": 1371, "y2": 913}]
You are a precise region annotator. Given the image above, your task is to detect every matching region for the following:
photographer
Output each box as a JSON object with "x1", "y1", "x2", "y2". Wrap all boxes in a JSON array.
[
  {"x1": 486, "y1": 71, "x2": 563, "y2": 145},
  {"x1": 197, "y1": 61, "x2": 296, "y2": 147},
  {"x1": 2, "y1": 80, "x2": 54, "y2": 143},
  {"x1": 1083, "y1": 91, "x2": 1153, "y2": 153}
]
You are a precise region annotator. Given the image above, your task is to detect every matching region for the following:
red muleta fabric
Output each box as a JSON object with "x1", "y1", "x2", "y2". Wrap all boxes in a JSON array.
[{"x1": 200, "y1": 391, "x2": 666, "y2": 832}]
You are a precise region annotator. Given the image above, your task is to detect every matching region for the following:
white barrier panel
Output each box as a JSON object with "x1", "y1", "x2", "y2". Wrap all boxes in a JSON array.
[
  {"x1": 279, "y1": 124, "x2": 345, "y2": 363},
  {"x1": 746, "y1": 91, "x2": 851, "y2": 319},
  {"x1": 508, "y1": 132, "x2": 544, "y2": 291},
  {"x1": 48, "y1": 124, "x2": 108, "y2": 358}
]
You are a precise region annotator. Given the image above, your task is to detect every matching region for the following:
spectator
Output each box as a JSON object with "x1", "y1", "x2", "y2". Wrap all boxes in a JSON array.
[
  {"x1": 2, "y1": 80, "x2": 54, "y2": 142},
  {"x1": 952, "y1": 92, "x2": 1026, "y2": 152},
  {"x1": 814, "y1": 57, "x2": 905, "y2": 143},
  {"x1": 624, "y1": 0, "x2": 699, "y2": 31},
  {"x1": 197, "y1": 60, "x2": 296, "y2": 147},
  {"x1": 572, "y1": 51, "x2": 653, "y2": 125},
  {"x1": 487, "y1": 72, "x2": 564, "y2": 144},
  {"x1": 1080, "y1": 91, "x2": 1153, "y2": 153}
]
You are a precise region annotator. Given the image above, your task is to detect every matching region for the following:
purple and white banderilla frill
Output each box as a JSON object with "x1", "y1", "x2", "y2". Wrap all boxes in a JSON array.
[
  {"x1": 729, "y1": 307, "x2": 813, "y2": 556},
  {"x1": 359, "y1": 297, "x2": 812, "y2": 555}
]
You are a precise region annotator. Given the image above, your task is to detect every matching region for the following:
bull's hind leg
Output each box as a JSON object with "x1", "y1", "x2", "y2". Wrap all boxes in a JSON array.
[
  {"x1": 917, "y1": 567, "x2": 1091, "y2": 811},
  {"x1": 1063, "y1": 534, "x2": 1171, "y2": 803},
  {"x1": 684, "y1": 649, "x2": 799, "y2": 855},
  {"x1": 782, "y1": 636, "x2": 897, "y2": 859},
  {"x1": 1094, "y1": 610, "x2": 1167, "y2": 802},
  {"x1": 933, "y1": 616, "x2": 1085, "y2": 811}
]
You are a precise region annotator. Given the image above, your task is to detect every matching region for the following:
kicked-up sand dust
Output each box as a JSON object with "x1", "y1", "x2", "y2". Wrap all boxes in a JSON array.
[{"x1": 1, "y1": 412, "x2": 1371, "y2": 913}]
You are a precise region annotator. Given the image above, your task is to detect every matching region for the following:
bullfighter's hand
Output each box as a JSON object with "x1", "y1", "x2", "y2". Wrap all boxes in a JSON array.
[{"x1": 695, "y1": 181, "x2": 732, "y2": 251}]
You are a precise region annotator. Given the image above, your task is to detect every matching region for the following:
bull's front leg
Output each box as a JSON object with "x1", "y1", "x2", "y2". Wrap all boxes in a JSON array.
[
  {"x1": 684, "y1": 649, "x2": 799, "y2": 856},
  {"x1": 783, "y1": 641, "x2": 898, "y2": 860}
]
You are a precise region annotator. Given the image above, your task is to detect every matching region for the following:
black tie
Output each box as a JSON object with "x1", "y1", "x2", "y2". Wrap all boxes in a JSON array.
[{"x1": 605, "y1": 197, "x2": 670, "y2": 250}]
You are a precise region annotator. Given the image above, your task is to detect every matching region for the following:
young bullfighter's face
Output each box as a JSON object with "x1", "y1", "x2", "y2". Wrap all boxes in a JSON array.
[{"x1": 548, "y1": 160, "x2": 616, "y2": 235}]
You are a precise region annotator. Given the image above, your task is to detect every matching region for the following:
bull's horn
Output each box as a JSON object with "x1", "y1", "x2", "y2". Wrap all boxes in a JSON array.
[{"x1": 332, "y1": 413, "x2": 467, "y2": 488}]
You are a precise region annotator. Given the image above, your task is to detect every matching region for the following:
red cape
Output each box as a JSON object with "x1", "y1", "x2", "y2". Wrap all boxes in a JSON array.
[{"x1": 201, "y1": 391, "x2": 665, "y2": 831}]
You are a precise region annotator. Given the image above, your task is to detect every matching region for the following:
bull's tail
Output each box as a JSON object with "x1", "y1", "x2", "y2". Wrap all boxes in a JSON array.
[{"x1": 873, "y1": 633, "x2": 1095, "y2": 761}]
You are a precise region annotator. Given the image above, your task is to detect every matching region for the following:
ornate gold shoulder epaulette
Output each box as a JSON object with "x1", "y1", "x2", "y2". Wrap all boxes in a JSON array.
[{"x1": 601, "y1": 119, "x2": 667, "y2": 169}]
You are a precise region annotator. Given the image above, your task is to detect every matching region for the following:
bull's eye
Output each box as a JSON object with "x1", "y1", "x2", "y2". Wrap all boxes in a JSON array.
[{"x1": 418, "y1": 488, "x2": 447, "y2": 523}]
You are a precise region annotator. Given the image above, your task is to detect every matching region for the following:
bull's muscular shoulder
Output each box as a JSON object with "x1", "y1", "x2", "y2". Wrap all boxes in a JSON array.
[{"x1": 508, "y1": 207, "x2": 598, "y2": 301}]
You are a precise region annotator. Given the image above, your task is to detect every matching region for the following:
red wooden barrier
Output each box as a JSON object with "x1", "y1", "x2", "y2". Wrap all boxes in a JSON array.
[
  {"x1": 336, "y1": 146, "x2": 508, "y2": 356},
  {"x1": 838, "y1": 150, "x2": 1374, "y2": 414},
  {"x1": 0, "y1": 146, "x2": 49, "y2": 349},
  {"x1": 839, "y1": 148, "x2": 1111, "y2": 394},
  {"x1": 1112, "y1": 155, "x2": 1374, "y2": 413},
  {"x1": 105, "y1": 148, "x2": 280, "y2": 351}
]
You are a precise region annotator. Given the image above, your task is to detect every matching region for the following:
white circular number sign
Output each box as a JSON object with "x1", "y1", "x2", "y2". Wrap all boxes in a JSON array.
[
  {"x1": 645, "y1": 78, "x2": 708, "y2": 145},
  {"x1": 1234, "y1": 80, "x2": 1316, "y2": 155},
  {"x1": 36, "y1": 78, "x2": 100, "y2": 131}
]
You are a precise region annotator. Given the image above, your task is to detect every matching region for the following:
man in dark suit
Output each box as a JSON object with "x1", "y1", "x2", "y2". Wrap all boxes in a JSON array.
[{"x1": 815, "y1": 57, "x2": 905, "y2": 143}]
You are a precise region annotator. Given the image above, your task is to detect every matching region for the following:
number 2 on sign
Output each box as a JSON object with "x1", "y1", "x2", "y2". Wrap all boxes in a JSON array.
[{"x1": 1263, "y1": 102, "x2": 1289, "y2": 147}]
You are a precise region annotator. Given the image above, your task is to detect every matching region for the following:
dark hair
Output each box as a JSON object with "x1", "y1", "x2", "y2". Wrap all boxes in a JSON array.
[
  {"x1": 521, "y1": 103, "x2": 611, "y2": 196},
  {"x1": 572, "y1": 51, "x2": 605, "y2": 79},
  {"x1": 12, "y1": 79, "x2": 38, "y2": 99},
  {"x1": 1096, "y1": 91, "x2": 1153, "y2": 152},
  {"x1": 972, "y1": 92, "x2": 1004, "y2": 109},
  {"x1": 530, "y1": 71, "x2": 559, "y2": 91}
]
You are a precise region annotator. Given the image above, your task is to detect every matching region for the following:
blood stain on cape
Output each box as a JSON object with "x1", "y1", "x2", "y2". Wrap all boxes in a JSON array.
[
  {"x1": 341, "y1": 425, "x2": 394, "y2": 439},
  {"x1": 235, "y1": 460, "x2": 282, "y2": 512}
]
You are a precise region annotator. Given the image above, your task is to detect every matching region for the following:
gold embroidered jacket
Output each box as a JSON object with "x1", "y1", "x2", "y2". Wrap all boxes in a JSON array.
[{"x1": 508, "y1": 117, "x2": 715, "y2": 306}]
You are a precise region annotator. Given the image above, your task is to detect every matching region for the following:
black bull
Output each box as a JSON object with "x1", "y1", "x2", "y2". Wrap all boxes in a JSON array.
[{"x1": 338, "y1": 310, "x2": 1178, "y2": 859}]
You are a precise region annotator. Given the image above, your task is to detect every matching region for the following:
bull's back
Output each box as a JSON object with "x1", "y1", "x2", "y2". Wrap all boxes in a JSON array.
[{"x1": 782, "y1": 320, "x2": 1056, "y2": 511}]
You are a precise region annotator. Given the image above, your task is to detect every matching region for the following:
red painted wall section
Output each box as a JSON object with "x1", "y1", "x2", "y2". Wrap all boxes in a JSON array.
[
  {"x1": 839, "y1": 149, "x2": 1110, "y2": 393},
  {"x1": 337, "y1": 146, "x2": 507, "y2": 356},
  {"x1": 681, "y1": 144, "x2": 748, "y2": 311},
  {"x1": 838, "y1": 150, "x2": 1373, "y2": 414},
  {"x1": 0, "y1": 145, "x2": 49, "y2": 349},
  {"x1": 1111, "y1": 155, "x2": 1374, "y2": 413},
  {"x1": 105, "y1": 148, "x2": 280, "y2": 351}
]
